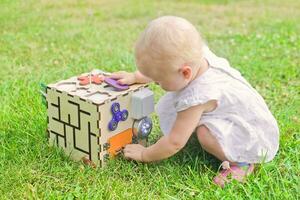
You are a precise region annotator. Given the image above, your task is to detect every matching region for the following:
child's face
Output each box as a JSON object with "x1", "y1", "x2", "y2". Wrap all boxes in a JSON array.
[
  {"x1": 153, "y1": 74, "x2": 182, "y2": 91},
  {"x1": 139, "y1": 64, "x2": 192, "y2": 92}
]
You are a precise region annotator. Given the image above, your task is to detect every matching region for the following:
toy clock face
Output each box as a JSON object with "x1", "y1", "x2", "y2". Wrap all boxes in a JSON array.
[{"x1": 133, "y1": 117, "x2": 153, "y2": 139}]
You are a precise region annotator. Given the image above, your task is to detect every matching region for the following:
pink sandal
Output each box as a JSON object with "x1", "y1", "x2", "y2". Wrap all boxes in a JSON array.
[{"x1": 213, "y1": 161, "x2": 254, "y2": 188}]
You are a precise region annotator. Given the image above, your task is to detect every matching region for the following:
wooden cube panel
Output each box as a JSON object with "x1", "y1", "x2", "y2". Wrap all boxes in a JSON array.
[{"x1": 46, "y1": 70, "x2": 151, "y2": 167}]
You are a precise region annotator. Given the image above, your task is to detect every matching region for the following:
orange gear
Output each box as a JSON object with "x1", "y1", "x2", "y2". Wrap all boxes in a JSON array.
[{"x1": 77, "y1": 74, "x2": 105, "y2": 85}]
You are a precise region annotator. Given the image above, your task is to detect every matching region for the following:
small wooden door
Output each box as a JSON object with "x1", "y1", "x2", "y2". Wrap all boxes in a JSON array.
[{"x1": 108, "y1": 128, "x2": 133, "y2": 156}]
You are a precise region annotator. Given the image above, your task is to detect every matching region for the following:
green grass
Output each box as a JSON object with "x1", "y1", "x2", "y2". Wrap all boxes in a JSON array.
[{"x1": 0, "y1": 0, "x2": 299, "y2": 199}]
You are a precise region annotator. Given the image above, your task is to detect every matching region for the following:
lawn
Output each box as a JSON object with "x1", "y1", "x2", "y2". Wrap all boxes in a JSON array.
[{"x1": 0, "y1": 0, "x2": 299, "y2": 199}]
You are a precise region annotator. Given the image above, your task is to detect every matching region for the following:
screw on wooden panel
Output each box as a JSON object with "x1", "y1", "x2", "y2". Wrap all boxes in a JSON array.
[
  {"x1": 132, "y1": 136, "x2": 138, "y2": 144},
  {"x1": 103, "y1": 143, "x2": 110, "y2": 150},
  {"x1": 104, "y1": 154, "x2": 110, "y2": 161}
]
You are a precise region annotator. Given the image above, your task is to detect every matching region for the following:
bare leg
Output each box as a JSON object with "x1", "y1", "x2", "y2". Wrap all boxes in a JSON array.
[
  {"x1": 196, "y1": 125, "x2": 254, "y2": 187},
  {"x1": 196, "y1": 125, "x2": 228, "y2": 162}
]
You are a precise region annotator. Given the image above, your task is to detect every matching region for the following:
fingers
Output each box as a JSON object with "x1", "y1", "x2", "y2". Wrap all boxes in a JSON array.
[
  {"x1": 123, "y1": 152, "x2": 133, "y2": 160},
  {"x1": 123, "y1": 144, "x2": 142, "y2": 160},
  {"x1": 123, "y1": 147, "x2": 134, "y2": 160},
  {"x1": 123, "y1": 144, "x2": 134, "y2": 152},
  {"x1": 109, "y1": 72, "x2": 125, "y2": 80},
  {"x1": 117, "y1": 78, "x2": 128, "y2": 85},
  {"x1": 109, "y1": 71, "x2": 134, "y2": 85}
]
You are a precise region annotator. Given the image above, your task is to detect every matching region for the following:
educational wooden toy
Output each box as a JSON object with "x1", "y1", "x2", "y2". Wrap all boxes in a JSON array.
[{"x1": 45, "y1": 69, "x2": 154, "y2": 167}]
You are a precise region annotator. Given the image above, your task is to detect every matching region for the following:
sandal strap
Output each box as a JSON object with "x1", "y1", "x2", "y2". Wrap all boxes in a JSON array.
[{"x1": 214, "y1": 161, "x2": 254, "y2": 187}]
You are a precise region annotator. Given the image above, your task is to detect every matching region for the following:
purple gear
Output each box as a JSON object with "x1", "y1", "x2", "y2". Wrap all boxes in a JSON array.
[
  {"x1": 108, "y1": 119, "x2": 118, "y2": 131},
  {"x1": 121, "y1": 110, "x2": 128, "y2": 121},
  {"x1": 115, "y1": 112, "x2": 123, "y2": 121},
  {"x1": 108, "y1": 102, "x2": 129, "y2": 131},
  {"x1": 104, "y1": 78, "x2": 129, "y2": 91},
  {"x1": 111, "y1": 102, "x2": 120, "y2": 114}
]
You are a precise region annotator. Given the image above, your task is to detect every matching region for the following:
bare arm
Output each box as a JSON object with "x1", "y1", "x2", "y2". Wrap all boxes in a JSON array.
[
  {"x1": 109, "y1": 70, "x2": 152, "y2": 85},
  {"x1": 123, "y1": 102, "x2": 213, "y2": 162},
  {"x1": 142, "y1": 104, "x2": 205, "y2": 162},
  {"x1": 134, "y1": 71, "x2": 152, "y2": 84}
]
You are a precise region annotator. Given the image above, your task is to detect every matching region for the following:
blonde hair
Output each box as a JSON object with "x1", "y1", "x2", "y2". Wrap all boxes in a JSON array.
[{"x1": 135, "y1": 16, "x2": 204, "y2": 75}]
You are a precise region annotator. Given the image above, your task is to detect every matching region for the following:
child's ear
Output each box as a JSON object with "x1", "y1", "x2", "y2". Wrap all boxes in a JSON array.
[{"x1": 180, "y1": 65, "x2": 192, "y2": 80}]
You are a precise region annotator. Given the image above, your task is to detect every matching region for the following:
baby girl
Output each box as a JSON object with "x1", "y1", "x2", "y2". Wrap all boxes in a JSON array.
[{"x1": 110, "y1": 16, "x2": 279, "y2": 187}]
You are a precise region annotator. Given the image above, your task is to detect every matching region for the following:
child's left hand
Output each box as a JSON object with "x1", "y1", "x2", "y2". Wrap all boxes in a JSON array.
[{"x1": 123, "y1": 144, "x2": 146, "y2": 162}]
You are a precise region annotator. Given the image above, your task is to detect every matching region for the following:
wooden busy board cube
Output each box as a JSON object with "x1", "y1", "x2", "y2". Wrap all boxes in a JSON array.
[{"x1": 46, "y1": 69, "x2": 154, "y2": 167}]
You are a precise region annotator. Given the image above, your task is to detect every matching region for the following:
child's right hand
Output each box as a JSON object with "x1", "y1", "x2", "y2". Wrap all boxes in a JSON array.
[{"x1": 109, "y1": 71, "x2": 136, "y2": 85}]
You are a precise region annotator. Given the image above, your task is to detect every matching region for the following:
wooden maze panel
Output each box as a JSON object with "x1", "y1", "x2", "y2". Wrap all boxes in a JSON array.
[{"x1": 47, "y1": 88, "x2": 100, "y2": 165}]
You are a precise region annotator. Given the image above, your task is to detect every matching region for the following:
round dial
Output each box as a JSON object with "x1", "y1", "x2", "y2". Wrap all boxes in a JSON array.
[{"x1": 133, "y1": 117, "x2": 153, "y2": 139}]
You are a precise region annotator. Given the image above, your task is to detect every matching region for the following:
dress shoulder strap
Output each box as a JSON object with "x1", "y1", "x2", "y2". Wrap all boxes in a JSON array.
[{"x1": 203, "y1": 46, "x2": 252, "y2": 89}]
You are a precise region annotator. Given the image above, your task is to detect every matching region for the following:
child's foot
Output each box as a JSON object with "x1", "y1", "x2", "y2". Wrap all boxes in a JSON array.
[{"x1": 213, "y1": 161, "x2": 254, "y2": 188}]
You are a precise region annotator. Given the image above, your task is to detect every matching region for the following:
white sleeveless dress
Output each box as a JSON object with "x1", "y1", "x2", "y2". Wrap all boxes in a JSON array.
[{"x1": 155, "y1": 46, "x2": 279, "y2": 163}]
